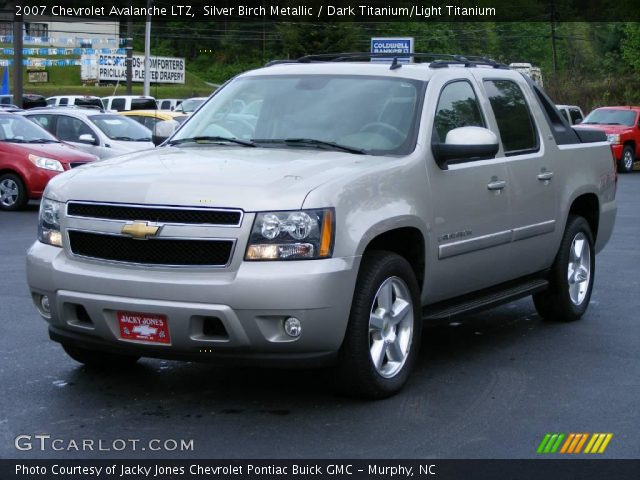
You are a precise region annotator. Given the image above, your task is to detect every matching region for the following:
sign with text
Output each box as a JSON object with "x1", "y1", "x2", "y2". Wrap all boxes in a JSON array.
[
  {"x1": 370, "y1": 37, "x2": 414, "y2": 63},
  {"x1": 81, "y1": 54, "x2": 185, "y2": 84}
]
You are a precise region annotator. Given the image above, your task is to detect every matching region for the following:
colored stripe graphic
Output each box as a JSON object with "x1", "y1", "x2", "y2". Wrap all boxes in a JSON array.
[
  {"x1": 541, "y1": 433, "x2": 613, "y2": 454},
  {"x1": 584, "y1": 433, "x2": 613, "y2": 454}
]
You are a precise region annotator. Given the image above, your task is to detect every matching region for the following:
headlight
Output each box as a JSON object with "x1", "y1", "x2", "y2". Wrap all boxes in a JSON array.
[
  {"x1": 38, "y1": 198, "x2": 63, "y2": 247},
  {"x1": 245, "y1": 209, "x2": 334, "y2": 260},
  {"x1": 606, "y1": 134, "x2": 620, "y2": 145},
  {"x1": 29, "y1": 154, "x2": 63, "y2": 172}
]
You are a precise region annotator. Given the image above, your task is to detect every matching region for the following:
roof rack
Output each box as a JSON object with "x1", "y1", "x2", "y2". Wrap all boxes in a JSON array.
[{"x1": 265, "y1": 52, "x2": 509, "y2": 70}]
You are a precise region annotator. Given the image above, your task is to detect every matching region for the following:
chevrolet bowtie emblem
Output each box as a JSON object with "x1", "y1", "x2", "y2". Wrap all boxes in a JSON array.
[{"x1": 121, "y1": 222, "x2": 161, "y2": 240}]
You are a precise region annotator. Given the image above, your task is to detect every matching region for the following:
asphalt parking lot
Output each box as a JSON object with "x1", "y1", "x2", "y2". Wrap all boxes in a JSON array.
[{"x1": 0, "y1": 175, "x2": 639, "y2": 460}]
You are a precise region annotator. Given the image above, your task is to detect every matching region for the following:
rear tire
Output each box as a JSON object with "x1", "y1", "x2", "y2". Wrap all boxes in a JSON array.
[
  {"x1": 0, "y1": 173, "x2": 28, "y2": 211},
  {"x1": 533, "y1": 215, "x2": 595, "y2": 322},
  {"x1": 618, "y1": 145, "x2": 635, "y2": 173},
  {"x1": 62, "y1": 344, "x2": 140, "y2": 369},
  {"x1": 336, "y1": 251, "x2": 421, "y2": 399}
]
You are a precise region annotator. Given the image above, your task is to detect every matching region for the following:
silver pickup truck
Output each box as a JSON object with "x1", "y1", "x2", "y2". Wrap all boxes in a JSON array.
[{"x1": 26, "y1": 54, "x2": 617, "y2": 398}]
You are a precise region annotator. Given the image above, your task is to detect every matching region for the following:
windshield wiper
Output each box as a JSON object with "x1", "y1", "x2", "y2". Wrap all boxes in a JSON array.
[
  {"x1": 2, "y1": 138, "x2": 27, "y2": 143},
  {"x1": 253, "y1": 138, "x2": 366, "y2": 155},
  {"x1": 28, "y1": 138, "x2": 60, "y2": 143},
  {"x1": 168, "y1": 136, "x2": 256, "y2": 147}
]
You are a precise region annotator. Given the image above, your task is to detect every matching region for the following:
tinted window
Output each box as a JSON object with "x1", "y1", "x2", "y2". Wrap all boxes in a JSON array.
[
  {"x1": 56, "y1": 116, "x2": 95, "y2": 142},
  {"x1": 433, "y1": 81, "x2": 484, "y2": 142},
  {"x1": 75, "y1": 98, "x2": 103, "y2": 108},
  {"x1": 484, "y1": 80, "x2": 538, "y2": 154},
  {"x1": 59, "y1": 98, "x2": 68, "y2": 106},
  {"x1": 160, "y1": 100, "x2": 170, "y2": 109},
  {"x1": 131, "y1": 98, "x2": 158, "y2": 110},
  {"x1": 569, "y1": 109, "x2": 583, "y2": 124},
  {"x1": 26, "y1": 114, "x2": 54, "y2": 133},
  {"x1": 111, "y1": 98, "x2": 126, "y2": 111}
]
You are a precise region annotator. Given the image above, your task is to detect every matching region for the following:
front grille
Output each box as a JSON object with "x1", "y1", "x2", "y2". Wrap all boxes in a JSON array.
[
  {"x1": 67, "y1": 202, "x2": 242, "y2": 226},
  {"x1": 68, "y1": 230, "x2": 233, "y2": 266}
]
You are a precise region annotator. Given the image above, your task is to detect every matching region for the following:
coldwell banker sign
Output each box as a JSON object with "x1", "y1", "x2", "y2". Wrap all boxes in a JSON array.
[
  {"x1": 81, "y1": 54, "x2": 185, "y2": 84},
  {"x1": 370, "y1": 37, "x2": 414, "y2": 63}
]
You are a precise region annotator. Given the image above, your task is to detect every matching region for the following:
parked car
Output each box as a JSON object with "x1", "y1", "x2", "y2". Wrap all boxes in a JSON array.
[
  {"x1": 46, "y1": 96, "x2": 104, "y2": 109},
  {"x1": 556, "y1": 105, "x2": 584, "y2": 125},
  {"x1": 157, "y1": 98, "x2": 183, "y2": 111},
  {"x1": 0, "y1": 113, "x2": 97, "y2": 210},
  {"x1": 22, "y1": 107, "x2": 154, "y2": 159},
  {"x1": 578, "y1": 106, "x2": 640, "y2": 173},
  {"x1": 0, "y1": 94, "x2": 47, "y2": 109},
  {"x1": 119, "y1": 110, "x2": 188, "y2": 131},
  {"x1": 26, "y1": 54, "x2": 616, "y2": 398},
  {"x1": 174, "y1": 97, "x2": 207, "y2": 113},
  {"x1": 101, "y1": 95, "x2": 157, "y2": 112}
]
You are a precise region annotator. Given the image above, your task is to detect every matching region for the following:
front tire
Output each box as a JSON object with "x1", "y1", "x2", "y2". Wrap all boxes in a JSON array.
[
  {"x1": 62, "y1": 344, "x2": 140, "y2": 369},
  {"x1": 533, "y1": 215, "x2": 595, "y2": 322},
  {"x1": 618, "y1": 145, "x2": 635, "y2": 173},
  {"x1": 336, "y1": 251, "x2": 421, "y2": 399},
  {"x1": 0, "y1": 173, "x2": 28, "y2": 211}
]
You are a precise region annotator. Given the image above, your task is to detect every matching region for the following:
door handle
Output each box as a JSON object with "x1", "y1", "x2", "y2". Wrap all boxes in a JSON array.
[
  {"x1": 487, "y1": 180, "x2": 507, "y2": 190},
  {"x1": 537, "y1": 171, "x2": 554, "y2": 181}
]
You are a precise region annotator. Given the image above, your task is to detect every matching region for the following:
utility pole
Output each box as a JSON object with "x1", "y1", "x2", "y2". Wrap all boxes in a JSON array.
[
  {"x1": 550, "y1": 1, "x2": 558, "y2": 73},
  {"x1": 143, "y1": 0, "x2": 152, "y2": 97},
  {"x1": 12, "y1": 14, "x2": 23, "y2": 108},
  {"x1": 126, "y1": 21, "x2": 133, "y2": 95}
]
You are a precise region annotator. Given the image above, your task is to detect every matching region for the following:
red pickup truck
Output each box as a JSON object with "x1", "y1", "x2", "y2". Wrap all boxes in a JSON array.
[{"x1": 579, "y1": 106, "x2": 640, "y2": 173}]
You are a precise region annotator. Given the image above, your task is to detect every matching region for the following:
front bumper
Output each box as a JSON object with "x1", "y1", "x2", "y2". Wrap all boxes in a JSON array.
[
  {"x1": 27, "y1": 241, "x2": 360, "y2": 366},
  {"x1": 611, "y1": 144, "x2": 623, "y2": 160}
]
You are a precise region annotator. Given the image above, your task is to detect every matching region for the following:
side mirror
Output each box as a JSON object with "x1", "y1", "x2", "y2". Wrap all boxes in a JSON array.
[
  {"x1": 431, "y1": 126, "x2": 499, "y2": 169},
  {"x1": 152, "y1": 119, "x2": 178, "y2": 146},
  {"x1": 78, "y1": 133, "x2": 97, "y2": 145}
]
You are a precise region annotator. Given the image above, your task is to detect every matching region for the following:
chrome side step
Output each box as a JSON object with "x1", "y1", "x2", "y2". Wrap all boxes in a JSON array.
[{"x1": 423, "y1": 278, "x2": 549, "y2": 321}]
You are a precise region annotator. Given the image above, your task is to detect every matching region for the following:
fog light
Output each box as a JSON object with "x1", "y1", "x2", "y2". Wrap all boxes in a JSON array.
[
  {"x1": 41, "y1": 295, "x2": 50, "y2": 314},
  {"x1": 283, "y1": 317, "x2": 302, "y2": 338}
]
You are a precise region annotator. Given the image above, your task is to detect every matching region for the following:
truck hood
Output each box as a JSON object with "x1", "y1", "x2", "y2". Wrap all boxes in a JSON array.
[
  {"x1": 577, "y1": 124, "x2": 633, "y2": 135},
  {"x1": 47, "y1": 146, "x2": 385, "y2": 211}
]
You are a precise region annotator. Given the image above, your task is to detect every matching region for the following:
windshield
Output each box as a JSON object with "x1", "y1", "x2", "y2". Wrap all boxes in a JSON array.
[
  {"x1": 583, "y1": 108, "x2": 637, "y2": 126},
  {"x1": 172, "y1": 75, "x2": 423, "y2": 155},
  {"x1": 89, "y1": 115, "x2": 152, "y2": 141},
  {"x1": 0, "y1": 114, "x2": 59, "y2": 143},
  {"x1": 179, "y1": 98, "x2": 205, "y2": 113}
]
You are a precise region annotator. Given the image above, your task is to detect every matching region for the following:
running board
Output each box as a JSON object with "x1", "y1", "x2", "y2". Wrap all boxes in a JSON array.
[{"x1": 422, "y1": 278, "x2": 549, "y2": 321}]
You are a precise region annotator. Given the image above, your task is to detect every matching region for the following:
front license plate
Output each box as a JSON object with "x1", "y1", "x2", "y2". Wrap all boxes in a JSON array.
[{"x1": 117, "y1": 311, "x2": 170, "y2": 344}]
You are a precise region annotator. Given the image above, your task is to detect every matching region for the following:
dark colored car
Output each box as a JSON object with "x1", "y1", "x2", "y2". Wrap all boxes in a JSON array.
[
  {"x1": 0, "y1": 113, "x2": 98, "y2": 211},
  {"x1": 0, "y1": 94, "x2": 48, "y2": 109}
]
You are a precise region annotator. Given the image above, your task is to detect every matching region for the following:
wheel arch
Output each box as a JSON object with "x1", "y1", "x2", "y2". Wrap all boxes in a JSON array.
[
  {"x1": 359, "y1": 225, "x2": 426, "y2": 292},
  {"x1": 568, "y1": 192, "x2": 599, "y2": 241}
]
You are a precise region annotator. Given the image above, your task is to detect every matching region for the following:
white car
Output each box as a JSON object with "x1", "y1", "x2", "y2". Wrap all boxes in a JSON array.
[
  {"x1": 157, "y1": 98, "x2": 183, "y2": 111},
  {"x1": 46, "y1": 96, "x2": 104, "y2": 109},
  {"x1": 22, "y1": 107, "x2": 154, "y2": 159},
  {"x1": 101, "y1": 95, "x2": 157, "y2": 112}
]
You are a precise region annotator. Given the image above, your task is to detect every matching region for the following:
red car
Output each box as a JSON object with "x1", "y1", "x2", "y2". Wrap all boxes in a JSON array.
[
  {"x1": 0, "y1": 113, "x2": 97, "y2": 211},
  {"x1": 579, "y1": 106, "x2": 640, "y2": 173}
]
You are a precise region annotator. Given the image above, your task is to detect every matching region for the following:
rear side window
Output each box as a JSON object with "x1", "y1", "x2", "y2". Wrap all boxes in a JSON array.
[
  {"x1": 59, "y1": 98, "x2": 68, "y2": 106},
  {"x1": 433, "y1": 80, "x2": 484, "y2": 142},
  {"x1": 570, "y1": 109, "x2": 583, "y2": 125},
  {"x1": 131, "y1": 98, "x2": 158, "y2": 110},
  {"x1": 484, "y1": 80, "x2": 538, "y2": 155},
  {"x1": 111, "y1": 98, "x2": 126, "y2": 111},
  {"x1": 75, "y1": 98, "x2": 103, "y2": 108}
]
